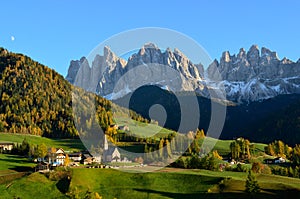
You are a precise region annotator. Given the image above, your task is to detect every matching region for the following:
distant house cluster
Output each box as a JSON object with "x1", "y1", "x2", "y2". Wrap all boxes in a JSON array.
[
  {"x1": 110, "y1": 124, "x2": 130, "y2": 132},
  {"x1": 264, "y1": 157, "x2": 286, "y2": 164},
  {"x1": 35, "y1": 134, "x2": 130, "y2": 172}
]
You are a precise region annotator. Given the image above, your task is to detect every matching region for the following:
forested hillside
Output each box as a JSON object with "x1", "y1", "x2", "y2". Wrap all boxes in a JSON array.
[
  {"x1": 0, "y1": 48, "x2": 113, "y2": 138},
  {"x1": 114, "y1": 85, "x2": 300, "y2": 145}
]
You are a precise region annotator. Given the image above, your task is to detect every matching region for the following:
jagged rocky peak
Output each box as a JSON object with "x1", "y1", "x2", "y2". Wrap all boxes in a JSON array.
[
  {"x1": 280, "y1": 57, "x2": 293, "y2": 64},
  {"x1": 103, "y1": 46, "x2": 127, "y2": 69},
  {"x1": 143, "y1": 42, "x2": 159, "y2": 49},
  {"x1": 259, "y1": 47, "x2": 280, "y2": 66},
  {"x1": 206, "y1": 44, "x2": 300, "y2": 103},
  {"x1": 66, "y1": 57, "x2": 87, "y2": 84},
  {"x1": 247, "y1": 45, "x2": 260, "y2": 67},
  {"x1": 237, "y1": 48, "x2": 246, "y2": 59},
  {"x1": 261, "y1": 47, "x2": 279, "y2": 59},
  {"x1": 221, "y1": 51, "x2": 231, "y2": 63},
  {"x1": 66, "y1": 43, "x2": 300, "y2": 103}
]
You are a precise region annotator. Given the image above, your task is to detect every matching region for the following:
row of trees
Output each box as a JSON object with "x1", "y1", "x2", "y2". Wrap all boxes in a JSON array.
[
  {"x1": 265, "y1": 140, "x2": 300, "y2": 166},
  {"x1": 172, "y1": 151, "x2": 222, "y2": 170},
  {"x1": 271, "y1": 165, "x2": 300, "y2": 178},
  {"x1": 264, "y1": 140, "x2": 292, "y2": 158},
  {"x1": 11, "y1": 138, "x2": 48, "y2": 159},
  {"x1": 230, "y1": 138, "x2": 253, "y2": 160}
]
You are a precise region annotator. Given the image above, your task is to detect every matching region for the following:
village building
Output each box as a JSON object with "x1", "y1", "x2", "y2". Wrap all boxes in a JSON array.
[
  {"x1": 68, "y1": 152, "x2": 82, "y2": 162},
  {"x1": 264, "y1": 157, "x2": 286, "y2": 164},
  {"x1": 0, "y1": 142, "x2": 14, "y2": 152},
  {"x1": 46, "y1": 148, "x2": 66, "y2": 166},
  {"x1": 103, "y1": 135, "x2": 121, "y2": 162}
]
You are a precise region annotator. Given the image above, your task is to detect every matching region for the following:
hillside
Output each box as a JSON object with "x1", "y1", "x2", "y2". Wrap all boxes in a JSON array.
[
  {"x1": 114, "y1": 85, "x2": 300, "y2": 145},
  {"x1": 0, "y1": 48, "x2": 114, "y2": 138},
  {"x1": 2, "y1": 168, "x2": 300, "y2": 199}
]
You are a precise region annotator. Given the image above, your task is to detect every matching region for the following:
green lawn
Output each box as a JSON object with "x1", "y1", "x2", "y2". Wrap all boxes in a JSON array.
[
  {"x1": 0, "y1": 154, "x2": 35, "y2": 172},
  {"x1": 0, "y1": 133, "x2": 85, "y2": 152},
  {"x1": 198, "y1": 137, "x2": 267, "y2": 156},
  {"x1": 69, "y1": 168, "x2": 223, "y2": 199},
  {"x1": 115, "y1": 117, "x2": 175, "y2": 139},
  {"x1": 0, "y1": 167, "x2": 300, "y2": 199}
]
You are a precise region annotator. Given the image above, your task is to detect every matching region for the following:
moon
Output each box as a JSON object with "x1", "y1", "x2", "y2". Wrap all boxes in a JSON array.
[{"x1": 11, "y1": 36, "x2": 15, "y2": 41}]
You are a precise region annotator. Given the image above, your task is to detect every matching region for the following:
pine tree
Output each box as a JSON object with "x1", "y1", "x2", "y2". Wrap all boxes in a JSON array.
[{"x1": 245, "y1": 170, "x2": 260, "y2": 193}]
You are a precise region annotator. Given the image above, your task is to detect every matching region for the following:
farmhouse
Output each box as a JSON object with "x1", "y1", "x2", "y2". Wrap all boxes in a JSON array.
[
  {"x1": 0, "y1": 142, "x2": 14, "y2": 152},
  {"x1": 264, "y1": 157, "x2": 286, "y2": 164},
  {"x1": 82, "y1": 152, "x2": 101, "y2": 165},
  {"x1": 47, "y1": 148, "x2": 66, "y2": 166},
  {"x1": 68, "y1": 152, "x2": 82, "y2": 162}
]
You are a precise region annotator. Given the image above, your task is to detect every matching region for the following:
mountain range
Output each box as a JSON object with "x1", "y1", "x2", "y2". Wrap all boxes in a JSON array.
[
  {"x1": 67, "y1": 43, "x2": 300, "y2": 103},
  {"x1": 66, "y1": 43, "x2": 300, "y2": 145},
  {"x1": 0, "y1": 44, "x2": 299, "y2": 144}
]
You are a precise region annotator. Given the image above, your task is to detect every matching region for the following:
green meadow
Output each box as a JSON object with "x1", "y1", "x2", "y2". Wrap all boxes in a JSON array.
[
  {"x1": 0, "y1": 133, "x2": 85, "y2": 152},
  {"x1": 1, "y1": 168, "x2": 300, "y2": 199}
]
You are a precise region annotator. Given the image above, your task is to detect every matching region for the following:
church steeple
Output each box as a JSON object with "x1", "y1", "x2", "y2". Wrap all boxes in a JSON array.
[{"x1": 104, "y1": 134, "x2": 108, "y2": 151}]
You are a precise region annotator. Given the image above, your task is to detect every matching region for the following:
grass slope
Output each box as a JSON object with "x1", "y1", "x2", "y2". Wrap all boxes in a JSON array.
[
  {"x1": 0, "y1": 133, "x2": 84, "y2": 152},
  {"x1": 115, "y1": 117, "x2": 175, "y2": 139},
  {"x1": 0, "y1": 172, "x2": 67, "y2": 199},
  {"x1": 70, "y1": 168, "x2": 300, "y2": 199},
  {"x1": 0, "y1": 167, "x2": 300, "y2": 199},
  {"x1": 69, "y1": 168, "x2": 222, "y2": 199},
  {"x1": 0, "y1": 154, "x2": 35, "y2": 171}
]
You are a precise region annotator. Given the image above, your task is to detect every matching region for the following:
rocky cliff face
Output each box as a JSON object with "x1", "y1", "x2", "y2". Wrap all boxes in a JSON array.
[
  {"x1": 66, "y1": 43, "x2": 300, "y2": 103},
  {"x1": 207, "y1": 45, "x2": 300, "y2": 102},
  {"x1": 68, "y1": 43, "x2": 206, "y2": 98}
]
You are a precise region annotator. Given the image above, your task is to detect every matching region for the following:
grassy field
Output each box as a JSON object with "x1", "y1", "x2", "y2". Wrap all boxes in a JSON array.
[
  {"x1": 69, "y1": 168, "x2": 223, "y2": 199},
  {"x1": 0, "y1": 154, "x2": 36, "y2": 171},
  {"x1": 0, "y1": 167, "x2": 300, "y2": 199},
  {"x1": 200, "y1": 137, "x2": 266, "y2": 156},
  {"x1": 0, "y1": 172, "x2": 67, "y2": 199},
  {"x1": 0, "y1": 133, "x2": 85, "y2": 152},
  {"x1": 0, "y1": 132, "x2": 268, "y2": 163},
  {"x1": 115, "y1": 117, "x2": 175, "y2": 139}
]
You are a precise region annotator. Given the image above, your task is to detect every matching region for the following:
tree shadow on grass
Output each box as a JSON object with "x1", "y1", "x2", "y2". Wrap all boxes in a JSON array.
[
  {"x1": 52, "y1": 139, "x2": 85, "y2": 151},
  {"x1": 9, "y1": 166, "x2": 34, "y2": 172},
  {"x1": 56, "y1": 177, "x2": 71, "y2": 194}
]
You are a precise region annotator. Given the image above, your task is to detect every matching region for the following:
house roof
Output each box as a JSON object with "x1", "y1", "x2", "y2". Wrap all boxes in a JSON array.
[
  {"x1": 68, "y1": 152, "x2": 82, "y2": 157},
  {"x1": 104, "y1": 147, "x2": 120, "y2": 156},
  {"x1": 48, "y1": 148, "x2": 65, "y2": 154}
]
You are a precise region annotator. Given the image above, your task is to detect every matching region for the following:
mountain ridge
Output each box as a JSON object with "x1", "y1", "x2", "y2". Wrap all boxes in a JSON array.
[{"x1": 66, "y1": 43, "x2": 300, "y2": 103}]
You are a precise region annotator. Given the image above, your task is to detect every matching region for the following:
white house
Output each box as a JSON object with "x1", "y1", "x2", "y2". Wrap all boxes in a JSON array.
[
  {"x1": 0, "y1": 142, "x2": 14, "y2": 151},
  {"x1": 274, "y1": 157, "x2": 286, "y2": 164},
  {"x1": 68, "y1": 152, "x2": 82, "y2": 162},
  {"x1": 47, "y1": 148, "x2": 66, "y2": 166}
]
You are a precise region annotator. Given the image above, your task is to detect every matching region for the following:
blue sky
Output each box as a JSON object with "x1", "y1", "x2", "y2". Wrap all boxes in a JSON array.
[{"x1": 1, "y1": 0, "x2": 300, "y2": 76}]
